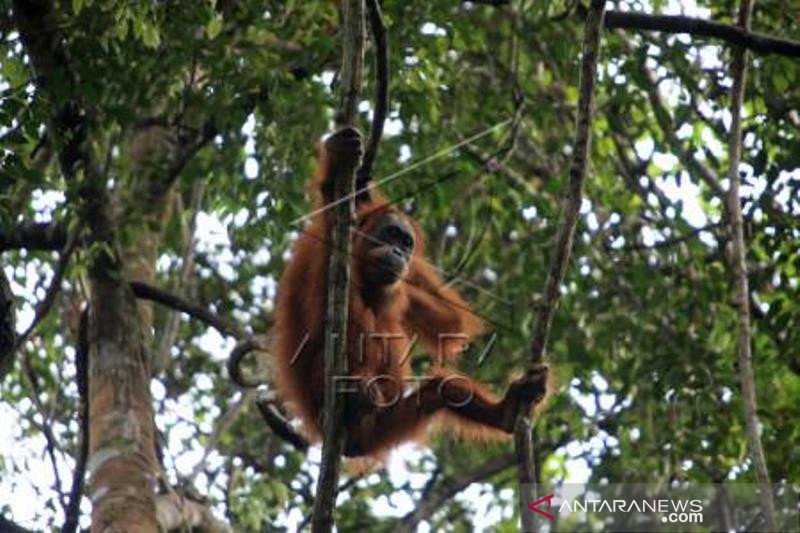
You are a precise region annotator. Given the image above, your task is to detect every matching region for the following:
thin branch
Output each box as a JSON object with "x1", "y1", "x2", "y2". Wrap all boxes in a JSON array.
[
  {"x1": 154, "y1": 179, "x2": 207, "y2": 373},
  {"x1": 609, "y1": 222, "x2": 723, "y2": 253},
  {"x1": 20, "y1": 351, "x2": 67, "y2": 512},
  {"x1": 0, "y1": 221, "x2": 67, "y2": 252},
  {"x1": 129, "y1": 281, "x2": 244, "y2": 339},
  {"x1": 529, "y1": 0, "x2": 604, "y2": 368},
  {"x1": 615, "y1": 31, "x2": 725, "y2": 197},
  {"x1": 515, "y1": 1, "x2": 606, "y2": 531},
  {"x1": 605, "y1": 10, "x2": 800, "y2": 58},
  {"x1": 134, "y1": 276, "x2": 295, "y2": 454},
  {"x1": 724, "y1": 1, "x2": 776, "y2": 530},
  {"x1": 463, "y1": 144, "x2": 537, "y2": 197},
  {"x1": 61, "y1": 308, "x2": 89, "y2": 533},
  {"x1": 255, "y1": 395, "x2": 310, "y2": 453},
  {"x1": 312, "y1": 1, "x2": 365, "y2": 531},
  {"x1": 401, "y1": 453, "x2": 516, "y2": 531},
  {"x1": 14, "y1": 229, "x2": 79, "y2": 351},
  {"x1": 189, "y1": 390, "x2": 255, "y2": 481},
  {"x1": 355, "y1": 0, "x2": 389, "y2": 191},
  {"x1": 0, "y1": 267, "x2": 15, "y2": 379}
]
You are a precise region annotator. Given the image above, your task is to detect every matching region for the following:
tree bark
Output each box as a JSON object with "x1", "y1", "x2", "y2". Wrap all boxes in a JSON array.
[
  {"x1": 605, "y1": 11, "x2": 800, "y2": 58},
  {"x1": 310, "y1": 2, "x2": 365, "y2": 532},
  {"x1": 154, "y1": 493, "x2": 233, "y2": 532},
  {"x1": 724, "y1": 1, "x2": 777, "y2": 530},
  {"x1": 515, "y1": 1, "x2": 605, "y2": 531},
  {"x1": 12, "y1": 1, "x2": 159, "y2": 530}
]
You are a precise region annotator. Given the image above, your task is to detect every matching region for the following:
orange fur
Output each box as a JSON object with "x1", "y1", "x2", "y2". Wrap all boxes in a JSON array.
[{"x1": 271, "y1": 128, "x2": 547, "y2": 459}]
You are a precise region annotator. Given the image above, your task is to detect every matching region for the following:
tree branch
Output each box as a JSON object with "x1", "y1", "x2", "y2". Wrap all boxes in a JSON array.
[
  {"x1": 0, "y1": 267, "x2": 15, "y2": 379},
  {"x1": 608, "y1": 222, "x2": 724, "y2": 253},
  {"x1": 13, "y1": 229, "x2": 78, "y2": 352},
  {"x1": 605, "y1": 11, "x2": 800, "y2": 58},
  {"x1": 14, "y1": 2, "x2": 160, "y2": 525},
  {"x1": 226, "y1": 339, "x2": 312, "y2": 452},
  {"x1": 20, "y1": 351, "x2": 67, "y2": 512},
  {"x1": 312, "y1": 1, "x2": 366, "y2": 531},
  {"x1": 129, "y1": 281, "x2": 309, "y2": 453},
  {"x1": 355, "y1": 0, "x2": 389, "y2": 193},
  {"x1": 189, "y1": 390, "x2": 255, "y2": 481},
  {"x1": 723, "y1": 1, "x2": 776, "y2": 530},
  {"x1": 526, "y1": 0, "x2": 604, "y2": 366},
  {"x1": 515, "y1": 1, "x2": 605, "y2": 530},
  {"x1": 401, "y1": 453, "x2": 516, "y2": 531},
  {"x1": 129, "y1": 280, "x2": 245, "y2": 339},
  {"x1": 0, "y1": 221, "x2": 67, "y2": 252},
  {"x1": 61, "y1": 308, "x2": 89, "y2": 533},
  {"x1": 154, "y1": 178, "x2": 206, "y2": 373}
]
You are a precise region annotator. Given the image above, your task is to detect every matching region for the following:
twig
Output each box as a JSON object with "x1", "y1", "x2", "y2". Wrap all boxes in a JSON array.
[
  {"x1": 355, "y1": 0, "x2": 389, "y2": 193},
  {"x1": 20, "y1": 352, "x2": 67, "y2": 511},
  {"x1": 61, "y1": 308, "x2": 89, "y2": 533},
  {"x1": 129, "y1": 280, "x2": 244, "y2": 339},
  {"x1": 401, "y1": 453, "x2": 516, "y2": 531},
  {"x1": 255, "y1": 395, "x2": 310, "y2": 453},
  {"x1": 463, "y1": 144, "x2": 536, "y2": 197},
  {"x1": 13, "y1": 229, "x2": 78, "y2": 351},
  {"x1": 605, "y1": 10, "x2": 800, "y2": 58},
  {"x1": 609, "y1": 222, "x2": 724, "y2": 252},
  {"x1": 617, "y1": 31, "x2": 725, "y2": 197},
  {"x1": 312, "y1": 1, "x2": 365, "y2": 531},
  {"x1": 154, "y1": 178, "x2": 207, "y2": 373},
  {"x1": 189, "y1": 390, "x2": 255, "y2": 481},
  {"x1": 723, "y1": 1, "x2": 776, "y2": 530},
  {"x1": 515, "y1": 1, "x2": 606, "y2": 531}
]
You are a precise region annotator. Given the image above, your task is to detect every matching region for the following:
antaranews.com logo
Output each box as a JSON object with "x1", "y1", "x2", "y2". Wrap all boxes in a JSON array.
[{"x1": 521, "y1": 482, "x2": 799, "y2": 532}]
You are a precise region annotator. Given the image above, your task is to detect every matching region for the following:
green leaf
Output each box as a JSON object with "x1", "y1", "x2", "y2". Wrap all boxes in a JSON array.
[
  {"x1": 207, "y1": 13, "x2": 223, "y2": 40},
  {"x1": 141, "y1": 22, "x2": 161, "y2": 48}
]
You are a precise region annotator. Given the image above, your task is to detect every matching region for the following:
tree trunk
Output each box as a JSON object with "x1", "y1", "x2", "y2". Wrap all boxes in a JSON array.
[{"x1": 11, "y1": 1, "x2": 160, "y2": 529}]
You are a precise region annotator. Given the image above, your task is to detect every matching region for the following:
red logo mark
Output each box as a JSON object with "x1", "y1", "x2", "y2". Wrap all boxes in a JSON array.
[{"x1": 528, "y1": 493, "x2": 555, "y2": 520}]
